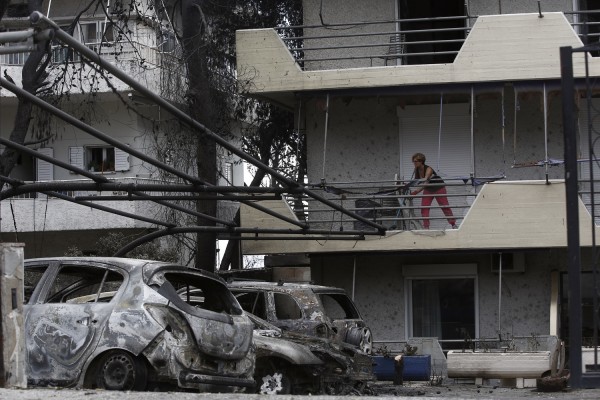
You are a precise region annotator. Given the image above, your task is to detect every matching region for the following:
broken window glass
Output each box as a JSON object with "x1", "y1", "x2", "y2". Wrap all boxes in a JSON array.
[
  {"x1": 273, "y1": 292, "x2": 302, "y2": 320},
  {"x1": 45, "y1": 264, "x2": 124, "y2": 303},
  {"x1": 319, "y1": 293, "x2": 360, "y2": 320}
]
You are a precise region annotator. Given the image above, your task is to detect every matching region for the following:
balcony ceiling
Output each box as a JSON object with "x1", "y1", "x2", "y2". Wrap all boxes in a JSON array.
[{"x1": 236, "y1": 12, "x2": 597, "y2": 108}]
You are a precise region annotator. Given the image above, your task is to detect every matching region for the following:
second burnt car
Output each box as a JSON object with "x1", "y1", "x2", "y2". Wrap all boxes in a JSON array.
[
  {"x1": 23, "y1": 257, "x2": 255, "y2": 391},
  {"x1": 227, "y1": 281, "x2": 373, "y2": 355},
  {"x1": 249, "y1": 313, "x2": 375, "y2": 395}
]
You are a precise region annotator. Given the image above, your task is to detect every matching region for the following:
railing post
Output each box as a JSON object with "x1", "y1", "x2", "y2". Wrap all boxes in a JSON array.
[
  {"x1": 0, "y1": 243, "x2": 26, "y2": 388},
  {"x1": 560, "y1": 45, "x2": 583, "y2": 388}
]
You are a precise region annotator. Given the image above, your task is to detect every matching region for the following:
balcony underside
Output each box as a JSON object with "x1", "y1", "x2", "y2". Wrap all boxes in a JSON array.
[
  {"x1": 240, "y1": 181, "x2": 593, "y2": 255},
  {"x1": 236, "y1": 12, "x2": 599, "y2": 108}
]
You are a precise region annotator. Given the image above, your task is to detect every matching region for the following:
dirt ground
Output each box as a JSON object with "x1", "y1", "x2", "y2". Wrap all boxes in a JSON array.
[{"x1": 3, "y1": 380, "x2": 600, "y2": 400}]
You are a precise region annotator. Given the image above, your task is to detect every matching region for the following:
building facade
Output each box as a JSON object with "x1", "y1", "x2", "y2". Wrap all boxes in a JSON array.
[{"x1": 236, "y1": 0, "x2": 600, "y2": 365}]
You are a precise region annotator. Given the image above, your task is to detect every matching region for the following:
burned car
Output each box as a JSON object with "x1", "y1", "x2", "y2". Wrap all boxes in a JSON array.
[
  {"x1": 23, "y1": 257, "x2": 255, "y2": 391},
  {"x1": 227, "y1": 281, "x2": 373, "y2": 354},
  {"x1": 249, "y1": 313, "x2": 374, "y2": 395}
]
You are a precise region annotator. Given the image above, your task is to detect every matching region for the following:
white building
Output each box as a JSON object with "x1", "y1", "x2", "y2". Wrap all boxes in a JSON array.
[
  {"x1": 236, "y1": 0, "x2": 600, "y2": 380},
  {"x1": 0, "y1": 0, "x2": 243, "y2": 261}
]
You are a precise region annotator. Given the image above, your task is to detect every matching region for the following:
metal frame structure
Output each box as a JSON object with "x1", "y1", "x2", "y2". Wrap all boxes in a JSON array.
[
  {"x1": 561, "y1": 45, "x2": 600, "y2": 388},
  {"x1": 0, "y1": 12, "x2": 388, "y2": 257}
]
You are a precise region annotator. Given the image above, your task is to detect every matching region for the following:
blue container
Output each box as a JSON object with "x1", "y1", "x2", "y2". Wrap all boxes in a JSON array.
[{"x1": 372, "y1": 355, "x2": 431, "y2": 381}]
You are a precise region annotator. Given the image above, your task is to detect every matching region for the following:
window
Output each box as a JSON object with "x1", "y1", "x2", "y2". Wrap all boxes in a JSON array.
[
  {"x1": 224, "y1": 162, "x2": 233, "y2": 186},
  {"x1": 404, "y1": 264, "x2": 477, "y2": 350},
  {"x1": 318, "y1": 293, "x2": 360, "y2": 320},
  {"x1": 87, "y1": 146, "x2": 115, "y2": 172},
  {"x1": 273, "y1": 292, "x2": 302, "y2": 320},
  {"x1": 45, "y1": 265, "x2": 124, "y2": 304},
  {"x1": 24, "y1": 265, "x2": 50, "y2": 304},
  {"x1": 234, "y1": 291, "x2": 268, "y2": 320},
  {"x1": 0, "y1": 30, "x2": 29, "y2": 65},
  {"x1": 165, "y1": 272, "x2": 241, "y2": 315},
  {"x1": 36, "y1": 147, "x2": 54, "y2": 181},
  {"x1": 52, "y1": 21, "x2": 116, "y2": 63},
  {"x1": 70, "y1": 145, "x2": 130, "y2": 173}
]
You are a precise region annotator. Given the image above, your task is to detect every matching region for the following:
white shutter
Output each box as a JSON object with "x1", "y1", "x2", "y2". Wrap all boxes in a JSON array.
[
  {"x1": 36, "y1": 147, "x2": 53, "y2": 181},
  {"x1": 69, "y1": 146, "x2": 84, "y2": 170},
  {"x1": 115, "y1": 147, "x2": 130, "y2": 171},
  {"x1": 398, "y1": 103, "x2": 471, "y2": 181}
]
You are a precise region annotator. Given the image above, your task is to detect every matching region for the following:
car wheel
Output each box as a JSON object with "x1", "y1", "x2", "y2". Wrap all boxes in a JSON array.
[
  {"x1": 345, "y1": 326, "x2": 373, "y2": 354},
  {"x1": 256, "y1": 361, "x2": 292, "y2": 395},
  {"x1": 95, "y1": 351, "x2": 147, "y2": 391},
  {"x1": 359, "y1": 327, "x2": 373, "y2": 354}
]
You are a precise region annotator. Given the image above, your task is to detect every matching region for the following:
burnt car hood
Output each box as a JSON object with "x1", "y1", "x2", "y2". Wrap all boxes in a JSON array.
[{"x1": 157, "y1": 281, "x2": 252, "y2": 360}]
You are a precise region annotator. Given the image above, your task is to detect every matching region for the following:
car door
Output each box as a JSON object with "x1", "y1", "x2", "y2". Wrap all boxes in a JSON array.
[{"x1": 24, "y1": 261, "x2": 125, "y2": 386}]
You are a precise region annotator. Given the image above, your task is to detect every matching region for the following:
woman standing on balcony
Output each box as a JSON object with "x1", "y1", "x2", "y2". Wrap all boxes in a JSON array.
[{"x1": 410, "y1": 152, "x2": 456, "y2": 229}]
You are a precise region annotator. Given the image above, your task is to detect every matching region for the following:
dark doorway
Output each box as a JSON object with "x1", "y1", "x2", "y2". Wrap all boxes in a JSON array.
[{"x1": 398, "y1": 0, "x2": 466, "y2": 64}]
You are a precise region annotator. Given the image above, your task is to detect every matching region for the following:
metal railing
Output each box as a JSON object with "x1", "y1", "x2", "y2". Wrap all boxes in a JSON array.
[
  {"x1": 284, "y1": 177, "x2": 481, "y2": 232},
  {"x1": 8, "y1": 177, "x2": 167, "y2": 200},
  {"x1": 273, "y1": 10, "x2": 600, "y2": 71}
]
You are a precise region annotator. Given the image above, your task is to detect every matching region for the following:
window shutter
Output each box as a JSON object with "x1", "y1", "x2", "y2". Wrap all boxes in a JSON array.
[
  {"x1": 69, "y1": 146, "x2": 84, "y2": 170},
  {"x1": 398, "y1": 103, "x2": 471, "y2": 181},
  {"x1": 115, "y1": 147, "x2": 130, "y2": 171},
  {"x1": 36, "y1": 147, "x2": 53, "y2": 181}
]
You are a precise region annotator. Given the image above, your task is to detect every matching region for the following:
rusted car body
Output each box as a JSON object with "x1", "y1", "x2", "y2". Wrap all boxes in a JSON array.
[
  {"x1": 23, "y1": 257, "x2": 255, "y2": 391},
  {"x1": 250, "y1": 313, "x2": 374, "y2": 395},
  {"x1": 228, "y1": 281, "x2": 373, "y2": 355}
]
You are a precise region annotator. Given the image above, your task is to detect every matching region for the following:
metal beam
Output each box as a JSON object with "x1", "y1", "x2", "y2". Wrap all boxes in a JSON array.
[
  {"x1": 27, "y1": 12, "x2": 386, "y2": 233},
  {"x1": 74, "y1": 195, "x2": 282, "y2": 201},
  {"x1": 114, "y1": 226, "x2": 369, "y2": 256}
]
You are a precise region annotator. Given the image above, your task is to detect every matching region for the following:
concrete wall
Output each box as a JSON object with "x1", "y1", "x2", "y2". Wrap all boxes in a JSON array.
[
  {"x1": 468, "y1": 0, "x2": 574, "y2": 17},
  {"x1": 304, "y1": 89, "x2": 566, "y2": 188},
  {"x1": 310, "y1": 249, "x2": 566, "y2": 347}
]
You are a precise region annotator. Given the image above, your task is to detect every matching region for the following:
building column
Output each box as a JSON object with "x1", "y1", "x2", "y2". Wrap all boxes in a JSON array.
[{"x1": 0, "y1": 243, "x2": 26, "y2": 388}]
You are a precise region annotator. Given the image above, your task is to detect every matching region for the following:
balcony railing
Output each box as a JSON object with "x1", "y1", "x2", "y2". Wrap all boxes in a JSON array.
[
  {"x1": 274, "y1": 10, "x2": 600, "y2": 71},
  {"x1": 0, "y1": 37, "x2": 181, "y2": 68},
  {"x1": 285, "y1": 177, "x2": 483, "y2": 232},
  {"x1": 7, "y1": 177, "x2": 168, "y2": 200}
]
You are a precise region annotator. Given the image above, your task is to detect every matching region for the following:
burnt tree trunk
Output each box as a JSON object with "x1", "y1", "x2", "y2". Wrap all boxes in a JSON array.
[{"x1": 180, "y1": 0, "x2": 217, "y2": 271}]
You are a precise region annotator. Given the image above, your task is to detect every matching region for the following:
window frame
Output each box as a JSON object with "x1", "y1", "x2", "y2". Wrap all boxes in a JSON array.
[{"x1": 403, "y1": 264, "x2": 479, "y2": 347}]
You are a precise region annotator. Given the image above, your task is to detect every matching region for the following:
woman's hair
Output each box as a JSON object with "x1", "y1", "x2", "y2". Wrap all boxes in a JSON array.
[{"x1": 412, "y1": 152, "x2": 426, "y2": 162}]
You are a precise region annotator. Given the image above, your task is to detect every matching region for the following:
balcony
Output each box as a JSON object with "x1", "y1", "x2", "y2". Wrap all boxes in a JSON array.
[
  {"x1": 236, "y1": 11, "x2": 600, "y2": 108},
  {"x1": 0, "y1": 27, "x2": 185, "y2": 98},
  {"x1": 240, "y1": 179, "x2": 600, "y2": 255},
  {"x1": 0, "y1": 177, "x2": 168, "y2": 233}
]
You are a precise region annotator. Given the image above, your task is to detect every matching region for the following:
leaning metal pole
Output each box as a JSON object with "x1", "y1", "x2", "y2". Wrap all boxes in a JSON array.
[
  {"x1": 28, "y1": 11, "x2": 385, "y2": 234},
  {"x1": 560, "y1": 45, "x2": 583, "y2": 388}
]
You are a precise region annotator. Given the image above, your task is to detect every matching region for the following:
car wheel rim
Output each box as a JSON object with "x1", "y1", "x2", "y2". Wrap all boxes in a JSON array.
[
  {"x1": 100, "y1": 353, "x2": 136, "y2": 390},
  {"x1": 360, "y1": 328, "x2": 373, "y2": 354}
]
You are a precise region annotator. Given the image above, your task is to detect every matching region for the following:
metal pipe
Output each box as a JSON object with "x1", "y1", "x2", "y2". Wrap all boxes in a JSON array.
[
  {"x1": 498, "y1": 252, "x2": 502, "y2": 335},
  {"x1": 277, "y1": 15, "x2": 470, "y2": 30},
  {"x1": 321, "y1": 93, "x2": 329, "y2": 181},
  {"x1": 0, "y1": 29, "x2": 35, "y2": 43},
  {"x1": 24, "y1": 12, "x2": 387, "y2": 233},
  {"x1": 74, "y1": 195, "x2": 282, "y2": 201},
  {"x1": 543, "y1": 82, "x2": 549, "y2": 184},
  {"x1": 114, "y1": 226, "x2": 366, "y2": 256},
  {"x1": 560, "y1": 45, "x2": 582, "y2": 388}
]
